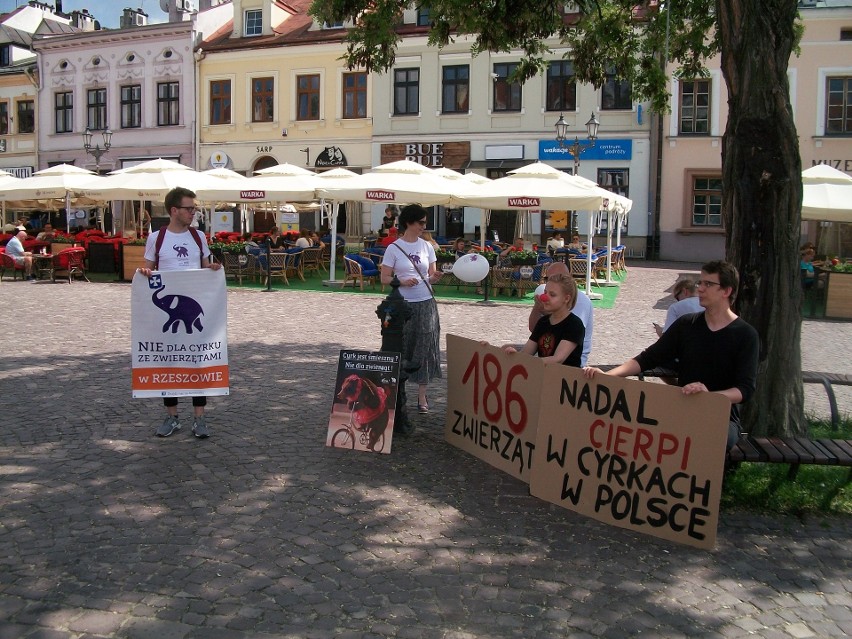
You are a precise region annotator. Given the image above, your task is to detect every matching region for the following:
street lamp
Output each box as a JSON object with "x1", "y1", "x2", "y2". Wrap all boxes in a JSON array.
[
  {"x1": 555, "y1": 112, "x2": 600, "y2": 234},
  {"x1": 82, "y1": 127, "x2": 113, "y2": 172},
  {"x1": 554, "y1": 112, "x2": 600, "y2": 176}
]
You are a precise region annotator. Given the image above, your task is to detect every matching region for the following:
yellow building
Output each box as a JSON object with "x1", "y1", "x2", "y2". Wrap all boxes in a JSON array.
[{"x1": 197, "y1": 0, "x2": 372, "y2": 231}]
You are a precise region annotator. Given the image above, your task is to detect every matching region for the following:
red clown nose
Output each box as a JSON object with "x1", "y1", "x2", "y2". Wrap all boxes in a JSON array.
[{"x1": 538, "y1": 293, "x2": 550, "y2": 303}]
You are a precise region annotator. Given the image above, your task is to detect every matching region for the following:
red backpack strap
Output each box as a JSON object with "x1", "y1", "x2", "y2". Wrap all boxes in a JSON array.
[
  {"x1": 189, "y1": 228, "x2": 204, "y2": 267},
  {"x1": 153, "y1": 228, "x2": 166, "y2": 270}
]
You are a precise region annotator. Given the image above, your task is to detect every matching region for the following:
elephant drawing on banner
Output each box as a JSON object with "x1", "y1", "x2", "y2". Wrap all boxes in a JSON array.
[{"x1": 152, "y1": 284, "x2": 205, "y2": 334}]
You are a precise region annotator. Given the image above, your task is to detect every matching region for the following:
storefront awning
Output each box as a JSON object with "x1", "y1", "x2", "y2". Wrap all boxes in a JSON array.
[{"x1": 462, "y1": 160, "x2": 529, "y2": 170}]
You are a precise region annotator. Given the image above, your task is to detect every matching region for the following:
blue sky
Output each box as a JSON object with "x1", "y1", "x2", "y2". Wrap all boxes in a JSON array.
[{"x1": 1, "y1": 0, "x2": 168, "y2": 29}]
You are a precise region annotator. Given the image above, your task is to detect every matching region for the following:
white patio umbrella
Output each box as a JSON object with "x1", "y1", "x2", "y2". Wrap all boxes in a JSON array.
[
  {"x1": 254, "y1": 163, "x2": 316, "y2": 177},
  {"x1": 0, "y1": 164, "x2": 103, "y2": 232},
  {"x1": 0, "y1": 171, "x2": 21, "y2": 226},
  {"x1": 452, "y1": 162, "x2": 606, "y2": 297},
  {"x1": 314, "y1": 168, "x2": 359, "y2": 283},
  {"x1": 801, "y1": 164, "x2": 852, "y2": 223},
  {"x1": 315, "y1": 160, "x2": 461, "y2": 207}
]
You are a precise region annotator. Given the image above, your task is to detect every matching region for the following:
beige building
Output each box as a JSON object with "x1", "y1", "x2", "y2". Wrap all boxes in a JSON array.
[
  {"x1": 370, "y1": 6, "x2": 652, "y2": 248},
  {"x1": 656, "y1": 0, "x2": 852, "y2": 262}
]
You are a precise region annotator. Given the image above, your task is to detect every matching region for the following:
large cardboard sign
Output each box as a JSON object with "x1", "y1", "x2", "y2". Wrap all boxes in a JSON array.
[
  {"x1": 529, "y1": 366, "x2": 730, "y2": 549},
  {"x1": 131, "y1": 269, "x2": 229, "y2": 398},
  {"x1": 326, "y1": 350, "x2": 401, "y2": 454},
  {"x1": 445, "y1": 335, "x2": 545, "y2": 482}
]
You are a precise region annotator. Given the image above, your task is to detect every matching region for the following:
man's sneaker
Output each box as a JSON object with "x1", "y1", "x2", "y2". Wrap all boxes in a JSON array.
[
  {"x1": 156, "y1": 415, "x2": 181, "y2": 437},
  {"x1": 192, "y1": 417, "x2": 210, "y2": 439}
]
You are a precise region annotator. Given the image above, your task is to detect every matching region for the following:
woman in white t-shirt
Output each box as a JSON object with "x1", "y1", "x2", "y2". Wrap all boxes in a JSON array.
[{"x1": 380, "y1": 204, "x2": 443, "y2": 415}]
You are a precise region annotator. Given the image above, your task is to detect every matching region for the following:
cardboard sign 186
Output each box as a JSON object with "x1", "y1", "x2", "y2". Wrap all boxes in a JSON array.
[
  {"x1": 444, "y1": 335, "x2": 545, "y2": 482},
  {"x1": 530, "y1": 366, "x2": 730, "y2": 549}
]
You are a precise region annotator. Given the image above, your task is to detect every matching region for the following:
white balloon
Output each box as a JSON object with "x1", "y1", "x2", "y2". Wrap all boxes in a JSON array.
[
  {"x1": 452, "y1": 253, "x2": 491, "y2": 283},
  {"x1": 534, "y1": 283, "x2": 546, "y2": 297}
]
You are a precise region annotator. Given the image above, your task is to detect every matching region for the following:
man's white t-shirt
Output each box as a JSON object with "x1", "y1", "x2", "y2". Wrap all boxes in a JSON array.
[
  {"x1": 144, "y1": 229, "x2": 210, "y2": 272},
  {"x1": 572, "y1": 291, "x2": 594, "y2": 367},
  {"x1": 5, "y1": 235, "x2": 25, "y2": 260}
]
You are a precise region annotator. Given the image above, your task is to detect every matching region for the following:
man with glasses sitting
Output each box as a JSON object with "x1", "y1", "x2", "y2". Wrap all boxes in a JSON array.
[
  {"x1": 654, "y1": 277, "x2": 703, "y2": 337},
  {"x1": 584, "y1": 260, "x2": 758, "y2": 450}
]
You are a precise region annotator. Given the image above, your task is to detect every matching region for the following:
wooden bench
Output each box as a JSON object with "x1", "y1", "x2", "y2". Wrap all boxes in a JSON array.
[{"x1": 727, "y1": 434, "x2": 852, "y2": 481}]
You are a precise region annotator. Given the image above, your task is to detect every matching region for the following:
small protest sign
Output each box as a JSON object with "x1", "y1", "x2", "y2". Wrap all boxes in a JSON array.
[
  {"x1": 131, "y1": 269, "x2": 229, "y2": 398},
  {"x1": 326, "y1": 350, "x2": 401, "y2": 454},
  {"x1": 444, "y1": 335, "x2": 544, "y2": 482},
  {"x1": 529, "y1": 366, "x2": 730, "y2": 549}
]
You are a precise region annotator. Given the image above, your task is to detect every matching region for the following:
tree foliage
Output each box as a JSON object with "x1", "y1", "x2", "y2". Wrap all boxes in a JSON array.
[
  {"x1": 310, "y1": 0, "x2": 808, "y2": 437},
  {"x1": 310, "y1": 1, "x2": 720, "y2": 113}
]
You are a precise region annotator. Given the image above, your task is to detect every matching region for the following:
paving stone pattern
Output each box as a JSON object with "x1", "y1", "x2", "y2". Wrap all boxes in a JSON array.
[{"x1": 0, "y1": 261, "x2": 849, "y2": 638}]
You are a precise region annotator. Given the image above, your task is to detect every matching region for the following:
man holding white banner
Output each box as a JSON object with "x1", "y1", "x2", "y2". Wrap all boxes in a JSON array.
[{"x1": 138, "y1": 187, "x2": 224, "y2": 439}]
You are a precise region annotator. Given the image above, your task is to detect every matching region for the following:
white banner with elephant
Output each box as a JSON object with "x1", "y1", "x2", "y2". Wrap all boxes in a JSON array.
[{"x1": 131, "y1": 269, "x2": 229, "y2": 398}]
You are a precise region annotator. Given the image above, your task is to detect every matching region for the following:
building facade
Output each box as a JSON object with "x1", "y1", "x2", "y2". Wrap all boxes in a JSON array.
[{"x1": 656, "y1": 0, "x2": 852, "y2": 262}]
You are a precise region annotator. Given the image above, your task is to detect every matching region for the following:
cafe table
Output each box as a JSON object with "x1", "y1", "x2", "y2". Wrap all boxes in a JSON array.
[{"x1": 32, "y1": 253, "x2": 53, "y2": 280}]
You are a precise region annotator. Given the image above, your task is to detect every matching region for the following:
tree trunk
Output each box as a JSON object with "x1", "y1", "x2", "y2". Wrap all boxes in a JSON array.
[{"x1": 717, "y1": 0, "x2": 805, "y2": 437}]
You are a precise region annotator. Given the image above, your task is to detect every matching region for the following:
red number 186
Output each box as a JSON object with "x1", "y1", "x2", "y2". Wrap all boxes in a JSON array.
[{"x1": 461, "y1": 351, "x2": 529, "y2": 434}]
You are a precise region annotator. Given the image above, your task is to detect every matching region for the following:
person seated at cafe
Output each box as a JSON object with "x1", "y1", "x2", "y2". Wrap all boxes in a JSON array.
[
  {"x1": 268, "y1": 227, "x2": 287, "y2": 249},
  {"x1": 452, "y1": 237, "x2": 469, "y2": 259},
  {"x1": 800, "y1": 246, "x2": 827, "y2": 290},
  {"x1": 37, "y1": 224, "x2": 56, "y2": 242},
  {"x1": 379, "y1": 206, "x2": 397, "y2": 237},
  {"x1": 546, "y1": 232, "x2": 565, "y2": 252},
  {"x1": 655, "y1": 277, "x2": 703, "y2": 337},
  {"x1": 566, "y1": 234, "x2": 585, "y2": 251},
  {"x1": 309, "y1": 231, "x2": 326, "y2": 250},
  {"x1": 378, "y1": 226, "x2": 399, "y2": 247},
  {"x1": 5, "y1": 227, "x2": 35, "y2": 280},
  {"x1": 17, "y1": 218, "x2": 33, "y2": 231},
  {"x1": 488, "y1": 273, "x2": 584, "y2": 367},
  {"x1": 500, "y1": 237, "x2": 525, "y2": 258},
  {"x1": 295, "y1": 228, "x2": 313, "y2": 248},
  {"x1": 422, "y1": 231, "x2": 441, "y2": 251}
]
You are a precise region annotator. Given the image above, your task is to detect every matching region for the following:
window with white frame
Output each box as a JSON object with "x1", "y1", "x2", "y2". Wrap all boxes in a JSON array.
[
  {"x1": 0, "y1": 102, "x2": 8, "y2": 135},
  {"x1": 55, "y1": 91, "x2": 73, "y2": 133},
  {"x1": 157, "y1": 81, "x2": 179, "y2": 126},
  {"x1": 87, "y1": 88, "x2": 107, "y2": 130},
  {"x1": 546, "y1": 60, "x2": 576, "y2": 112},
  {"x1": 342, "y1": 72, "x2": 367, "y2": 119},
  {"x1": 17, "y1": 100, "x2": 34, "y2": 134},
  {"x1": 493, "y1": 62, "x2": 521, "y2": 112},
  {"x1": 679, "y1": 79, "x2": 710, "y2": 134},
  {"x1": 394, "y1": 68, "x2": 419, "y2": 115},
  {"x1": 121, "y1": 85, "x2": 141, "y2": 128},
  {"x1": 245, "y1": 10, "x2": 262, "y2": 36},
  {"x1": 692, "y1": 176, "x2": 723, "y2": 227},
  {"x1": 442, "y1": 65, "x2": 469, "y2": 114},
  {"x1": 826, "y1": 76, "x2": 852, "y2": 135},
  {"x1": 251, "y1": 77, "x2": 274, "y2": 122}
]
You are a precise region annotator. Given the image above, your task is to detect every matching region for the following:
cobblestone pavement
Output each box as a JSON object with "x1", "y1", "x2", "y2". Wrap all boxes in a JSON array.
[{"x1": 1, "y1": 261, "x2": 850, "y2": 639}]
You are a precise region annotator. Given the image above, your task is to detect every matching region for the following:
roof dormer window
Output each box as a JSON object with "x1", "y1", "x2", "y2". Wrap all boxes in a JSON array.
[{"x1": 245, "y1": 9, "x2": 262, "y2": 36}]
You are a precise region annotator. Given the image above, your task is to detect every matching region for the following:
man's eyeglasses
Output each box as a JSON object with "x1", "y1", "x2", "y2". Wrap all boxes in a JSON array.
[
  {"x1": 697, "y1": 279, "x2": 722, "y2": 289},
  {"x1": 177, "y1": 206, "x2": 200, "y2": 213}
]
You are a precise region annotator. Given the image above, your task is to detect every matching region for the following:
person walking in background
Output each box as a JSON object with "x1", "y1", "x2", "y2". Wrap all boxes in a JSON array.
[
  {"x1": 380, "y1": 204, "x2": 443, "y2": 415},
  {"x1": 139, "y1": 187, "x2": 223, "y2": 439},
  {"x1": 654, "y1": 277, "x2": 703, "y2": 337}
]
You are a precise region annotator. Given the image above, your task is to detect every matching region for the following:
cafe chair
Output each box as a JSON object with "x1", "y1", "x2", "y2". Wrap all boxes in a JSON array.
[
  {"x1": 569, "y1": 257, "x2": 599, "y2": 288},
  {"x1": 343, "y1": 254, "x2": 380, "y2": 291},
  {"x1": 52, "y1": 247, "x2": 89, "y2": 284},
  {"x1": 222, "y1": 252, "x2": 255, "y2": 285},
  {"x1": 300, "y1": 247, "x2": 323, "y2": 277},
  {"x1": 0, "y1": 250, "x2": 27, "y2": 281}
]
